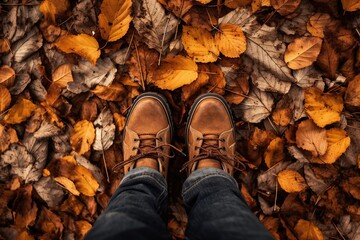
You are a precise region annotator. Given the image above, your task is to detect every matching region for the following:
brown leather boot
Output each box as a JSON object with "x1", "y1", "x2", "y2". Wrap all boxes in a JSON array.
[
  {"x1": 184, "y1": 93, "x2": 241, "y2": 176},
  {"x1": 119, "y1": 93, "x2": 173, "y2": 178}
]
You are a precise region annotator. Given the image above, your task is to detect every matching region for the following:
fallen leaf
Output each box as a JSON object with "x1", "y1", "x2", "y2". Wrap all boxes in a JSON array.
[
  {"x1": 218, "y1": 7, "x2": 257, "y2": 34},
  {"x1": 0, "y1": 65, "x2": 16, "y2": 88},
  {"x1": 158, "y1": 0, "x2": 193, "y2": 17},
  {"x1": 224, "y1": 72, "x2": 249, "y2": 105},
  {"x1": 264, "y1": 137, "x2": 285, "y2": 168},
  {"x1": 182, "y1": 26, "x2": 219, "y2": 63},
  {"x1": 271, "y1": 0, "x2": 301, "y2": 16},
  {"x1": 296, "y1": 119, "x2": 327, "y2": 157},
  {"x1": 40, "y1": 0, "x2": 69, "y2": 23},
  {"x1": 0, "y1": 124, "x2": 18, "y2": 153},
  {"x1": 92, "y1": 83, "x2": 126, "y2": 101},
  {"x1": 341, "y1": 177, "x2": 360, "y2": 200},
  {"x1": 16, "y1": 231, "x2": 34, "y2": 240},
  {"x1": 98, "y1": 0, "x2": 132, "y2": 42},
  {"x1": 262, "y1": 217, "x2": 281, "y2": 239},
  {"x1": 113, "y1": 113, "x2": 126, "y2": 132},
  {"x1": 70, "y1": 120, "x2": 95, "y2": 155},
  {"x1": 0, "y1": 86, "x2": 11, "y2": 113},
  {"x1": 75, "y1": 220, "x2": 92, "y2": 239},
  {"x1": 55, "y1": 34, "x2": 100, "y2": 64},
  {"x1": 345, "y1": 74, "x2": 360, "y2": 110},
  {"x1": 35, "y1": 207, "x2": 63, "y2": 238},
  {"x1": 150, "y1": 55, "x2": 198, "y2": 90},
  {"x1": 293, "y1": 66, "x2": 322, "y2": 88},
  {"x1": 202, "y1": 63, "x2": 226, "y2": 95},
  {"x1": 294, "y1": 219, "x2": 324, "y2": 240},
  {"x1": 4, "y1": 98, "x2": 37, "y2": 125},
  {"x1": 235, "y1": 86, "x2": 274, "y2": 123},
  {"x1": 341, "y1": 0, "x2": 360, "y2": 11},
  {"x1": 0, "y1": 38, "x2": 10, "y2": 53},
  {"x1": 284, "y1": 37, "x2": 322, "y2": 70},
  {"x1": 277, "y1": 169, "x2": 307, "y2": 193},
  {"x1": 257, "y1": 161, "x2": 292, "y2": 193},
  {"x1": 225, "y1": 0, "x2": 252, "y2": 8},
  {"x1": 33, "y1": 177, "x2": 65, "y2": 208},
  {"x1": 133, "y1": 0, "x2": 177, "y2": 53},
  {"x1": 252, "y1": 0, "x2": 271, "y2": 12},
  {"x1": 306, "y1": 13, "x2": 332, "y2": 38},
  {"x1": 272, "y1": 95, "x2": 293, "y2": 126},
  {"x1": 13, "y1": 185, "x2": 38, "y2": 229},
  {"x1": 215, "y1": 24, "x2": 246, "y2": 58},
  {"x1": 182, "y1": 64, "x2": 210, "y2": 101},
  {"x1": 11, "y1": 28, "x2": 43, "y2": 63},
  {"x1": 304, "y1": 87, "x2": 343, "y2": 127},
  {"x1": 316, "y1": 39, "x2": 339, "y2": 79},
  {"x1": 60, "y1": 195, "x2": 84, "y2": 215},
  {"x1": 313, "y1": 128, "x2": 350, "y2": 164},
  {"x1": 183, "y1": 6, "x2": 217, "y2": 31},
  {"x1": 195, "y1": 0, "x2": 212, "y2": 3},
  {"x1": 304, "y1": 164, "x2": 329, "y2": 195},
  {"x1": 54, "y1": 176, "x2": 80, "y2": 196},
  {"x1": 93, "y1": 109, "x2": 116, "y2": 151},
  {"x1": 73, "y1": 164, "x2": 99, "y2": 196},
  {"x1": 46, "y1": 64, "x2": 73, "y2": 105}
]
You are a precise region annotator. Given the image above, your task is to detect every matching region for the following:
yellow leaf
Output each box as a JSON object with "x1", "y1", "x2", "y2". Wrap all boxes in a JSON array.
[
  {"x1": 0, "y1": 65, "x2": 15, "y2": 88},
  {"x1": 73, "y1": 165, "x2": 99, "y2": 196},
  {"x1": 224, "y1": 0, "x2": 252, "y2": 8},
  {"x1": 341, "y1": 0, "x2": 360, "y2": 11},
  {"x1": 278, "y1": 170, "x2": 307, "y2": 193},
  {"x1": 215, "y1": 24, "x2": 246, "y2": 58},
  {"x1": 284, "y1": 37, "x2": 322, "y2": 70},
  {"x1": 98, "y1": 0, "x2": 132, "y2": 42},
  {"x1": 296, "y1": 119, "x2": 328, "y2": 157},
  {"x1": 40, "y1": 0, "x2": 69, "y2": 23},
  {"x1": 113, "y1": 113, "x2": 126, "y2": 132},
  {"x1": 345, "y1": 74, "x2": 360, "y2": 109},
  {"x1": 306, "y1": 13, "x2": 332, "y2": 39},
  {"x1": 294, "y1": 219, "x2": 324, "y2": 240},
  {"x1": 304, "y1": 87, "x2": 343, "y2": 127},
  {"x1": 252, "y1": 0, "x2": 271, "y2": 12},
  {"x1": 271, "y1": 0, "x2": 301, "y2": 16},
  {"x1": 70, "y1": 120, "x2": 95, "y2": 155},
  {"x1": 0, "y1": 86, "x2": 11, "y2": 113},
  {"x1": 313, "y1": 128, "x2": 351, "y2": 164},
  {"x1": 264, "y1": 137, "x2": 285, "y2": 168},
  {"x1": 150, "y1": 55, "x2": 198, "y2": 90},
  {"x1": 92, "y1": 83, "x2": 126, "y2": 101},
  {"x1": 182, "y1": 26, "x2": 219, "y2": 63},
  {"x1": 54, "y1": 176, "x2": 80, "y2": 196},
  {"x1": 55, "y1": 34, "x2": 100, "y2": 65},
  {"x1": 75, "y1": 221, "x2": 92, "y2": 239},
  {"x1": 195, "y1": 0, "x2": 212, "y2": 3},
  {"x1": 4, "y1": 99, "x2": 37, "y2": 125},
  {"x1": 46, "y1": 64, "x2": 73, "y2": 105}
]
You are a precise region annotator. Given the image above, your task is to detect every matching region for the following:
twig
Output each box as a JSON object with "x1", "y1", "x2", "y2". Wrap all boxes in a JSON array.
[
  {"x1": 332, "y1": 221, "x2": 346, "y2": 240},
  {"x1": 134, "y1": 41, "x2": 145, "y2": 91},
  {"x1": 99, "y1": 41, "x2": 109, "y2": 50},
  {"x1": 58, "y1": 15, "x2": 74, "y2": 26},
  {"x1": 273, "y1": 174, "x2": 279, "y2": 212},
  {"x1": 174, "y1": 0, "x2": 184, "y2": 40},
  {"x1": 123, "y1": 31, "x2": 134, "y2": 65},
  {"x1": 100, "y1": 128, "x2": 110, "y2": 183},
  {"x1": 159, "y1": 15, "x2": 171, "y2": 65}
]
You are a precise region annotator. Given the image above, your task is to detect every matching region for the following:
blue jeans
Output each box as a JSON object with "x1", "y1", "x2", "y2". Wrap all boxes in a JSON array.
[{"x1": 85, "y1": 167, "x2": 273, "y2": 240}]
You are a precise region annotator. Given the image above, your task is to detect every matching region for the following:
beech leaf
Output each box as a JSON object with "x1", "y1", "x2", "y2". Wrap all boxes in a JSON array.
[
  {"x1": 92, "y1": 84, "x2": 126, "y2": 101},
  {"x1": 277, "y1": 169, "x2": 307, "y2": 193},
  {"x1": 54, "y1": 176, "x2": 80, "y2": 196},
  {"x1": 150, "y1": 55, "x2": 198, "y2": 90},
  {"x1": 182, "y1": 26, "x2": 219, "y2": 63},
  {"x1": 0, "y1": 85, "x2": 11, "y2": 113},
  {"x1": 133, "y1": 0, "x2": 178, "y2": 53},
  {"x1": 4, "y1": 98, "x2": 37, "y2": 125},
  {"x1": 306, "y1": 13, "x2": 332, "y2": 38},
  {"x1": 55, "y1": 34, "x2": 100, "y2": 64},
  {"x1": 40, "y1": 0, "x2": 69, "y2": 23},
  {"x1": 215, "y1": 24, "x2": 246, "y2": 58},
  {"x1": 0, "y1": 65, "x2": 15, "y2": 88},
  {"x1": 341, "y1": 0, "x2": 360, "y2": 11},
  {"x1": 271, "y1": 0, "x2": 301, "y2": 16},
  {"x1": 70, "y1": 120, "x2": 95, "y2": 155},
  {"x1": 264, "y1": 137, "x2": 285, "y2": 168},
  {"x1": 345, "y1": 74, "x2": 360, "y2": 109},
  {"x1": 98, "y1": 0, "x2": 132, "y2": 42},
  {"x1": 284, "y1": 37, "x2": 322, "y2": 70},
  {"x1": 294, "y1": 219, "x2": 324, "y2": 240}
]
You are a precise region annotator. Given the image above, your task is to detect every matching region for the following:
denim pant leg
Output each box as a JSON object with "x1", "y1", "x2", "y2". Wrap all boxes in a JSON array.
[
  {"x1": 182, "y1": 168, "x2": 274, "y2": 240},
  {"x1": 85, "y1": 167, "x2": 171, "y2": 240}
]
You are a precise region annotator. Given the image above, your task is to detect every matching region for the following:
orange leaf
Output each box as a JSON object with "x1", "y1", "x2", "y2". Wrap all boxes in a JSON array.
[
  {"x1": 0, "y1": 65, "x2": 15, "y2": 88},
  {"x1": 55, "y1": 34, "x2": 100, "y2": 64},
  {"x1": 341, "y1": 0, "x2": 360, "y2": 11},
  {"x1": 215, "y1": 24, "x2": 246, "y2": 58},
  {"x1": 306, "y1": 13, "x2": 332, "y2": 38},
  {"x1": 271, "y1": 0, "x2": 301, "y2": 16},
  {"x1": 0, "y1": 85, "x2": 11, "y2": 113},
  {"x1": 70, "y1": 120, "x2": 95, "y2": 155},
  {"x1": 0, "y1": 124, "x2": 18, "y2": 153},
  {"x1": 294, "y1": 219, "x2": 324, "y2": 240},
  {"x1": 54, "y1": 176, "x2": 80, "y2": 196},
  {"x1": 92, "y1": 83, "x2": 126, "y2": 101},
  {"x1": 40, "y1": 0, "x2": 69, "y2": 23},
  {"x1": 46, "y1": 64, "x2": 73, "y2": 105},
  {"x1": 4, "y1": 99, "x2": 37, "y2": 125},
  {"x1": 224, "y1": 0, "x2": 252, "y2": 8},
  {"x1": 264, "y1": 137, "x2": 285, "y2": 168},
  {"x1": 296, "y1": 119, "x2": 327, "y2": 157},
  {"x1": 278, "y1": 170, "x2": 307, "y2": 193}
]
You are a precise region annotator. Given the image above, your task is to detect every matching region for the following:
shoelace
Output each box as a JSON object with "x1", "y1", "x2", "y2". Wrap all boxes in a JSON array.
[
  {"x1": 181, "y1": 133, "x2": 246, "y2": 172},
  {"x1": 113, "y1": 133, "x2": 185, "y2": 172}
]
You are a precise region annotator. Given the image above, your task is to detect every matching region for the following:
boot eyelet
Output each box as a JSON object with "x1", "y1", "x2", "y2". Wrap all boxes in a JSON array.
[
  {"x1": 134, "y1": 139, "x2": 138, "y2": 142},
  {"x1": 221, "y1": 138, "x2": 225, "y2": 142},
  {"x1": 132, "y1": 147, "x2": 136, "y2": 150},
  {"x1": 159, "y1": 137, "x2": 163, "y2": 142},
  {"x1": 195, "y1": 146, "x2": 199, "y2": 150},
  {"x1": 196, "y1": 137, "x2": 200, "y2": 141},
  {"x1": 221, "y1": 147, "x2": 225, "y2": 150}
]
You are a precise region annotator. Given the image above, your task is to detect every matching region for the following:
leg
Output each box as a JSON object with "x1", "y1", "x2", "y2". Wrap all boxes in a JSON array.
[
  {"x1": 85, "y1": 167, "x2": 171, "y2": 240},
  {"x1": 183, "y1": 93, "x2": 273, "y2": 239},
  {"x1": 182, "y1": 168, "x2": 273, "y2": 240}
]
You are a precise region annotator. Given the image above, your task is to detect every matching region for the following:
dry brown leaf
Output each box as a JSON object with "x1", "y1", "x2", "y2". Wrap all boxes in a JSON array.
[
  {"x1": 158, "y1": 0, "x2": 193, "y2": 17},
  {"x1": 0, "y1": 124, "x2": 18, "y2": 153},
  {"x1": 341, "y1": 0, "x2": 360, "y2": 11},
  {"x1": 215, "y1": 24, "x2": 246, "y2": 58},
  {"x1": 0, "y1": 65, "x2": 15, "y2": 88},
  {"x1": 294, "y1": 219, "x2": 324, "y2": 240},
  {"x1": 284, "y1": 37, "x2": 322, "y2": 70},
  {"x1": 304, "y1": 87, "x2": 343, "y2": 128},
  {"x1": 36, "y1": 207, "x2": 63, "y2": 238},
  {"x1": 75, "y1": 220, "x2": 92, "y2": 239},
  {"x1": 92, "y1": 84, "x2": 126, "y2": 101},
  {"x1": 17, "y1": 231, "x2": 34, "y2": 240},
  {"x1": 345, "y1": 74, "x2": 360, "y2": 110},
  {"x1": 271, "y1": 0, "x2": 301, "y2": 16},
  {"x1": 272, "y1": 95, "x2": 293, "y2": 126},
  {"x1": 55, "y1": 34, "x2": 100, "y2": 64},
  {"x1": 278, "y1": 169, "x2": 307, "y2": 193},
  {"x1": 150, "y1": 55, "x2": 198, "y2": 90},
  {"x1": 40, "y1": 0, "x2": 69, "y2": 23},
  {"x1": 224, "y1": 72, "x2": 249, "y2": 105},
  {"x1": 70, "y1": 120, "x2": 95, "y2": 155},
  {"x1": 341, "y1": 177, "x2": 360, "y2": 200},
  {"x1": 98, "y1": 0, "x2": 132, "y2": 42},
  {"x1": 4, "y1": 98, "x2": 37, "y2": 125},
  {"x1": 182, "y1": 6, "x2": 217, "y2": 31},
  {"x1": 0, "y1": 85, "x2": 11, "y2": 113},
  {"x1": 262, "y1": 217, "x2": 281, "y2": 239},
  {"x1": 14, "y1": 185, "x2": 38, "y2": 229},
  {"x1": 0, "y1": 38, "x2": 10, "y2": 53},
  {"x1": 316, "y1": 39, "x2": 339, "y2": 79},
  {"x1": 54, "y1": 176, "x2": 80, "y2": 196},
  {"x1": 264, "y1": 137, "x2": 285, "y2": 168},
  {"x1": 252, "y1": 0, "x2": 271, "y2": 12},
  {"x1": 203, "y1": 63, "x2": 226, "y2": 95},
  {"x1": 225, "y1": 0, "x2": 253, "y2": 8},
  {"x1": 182, "y1": 26, "x2": 219, "y2": 63},
  {"x1": 306, "y1": 13, "x2": 332, "y2": 38},
  {"x1": 296, "y1": 119, "x2": 327, "y2": 157},
  {"x1": 313, "y1": 128, "x2": 350, "y2": 164},
  {"x1": 113, "y1": 113, "x2": 126, "y2": 132},
  {"x1": 182, "y1": 64, "x2": 210, "y2": 101}
]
